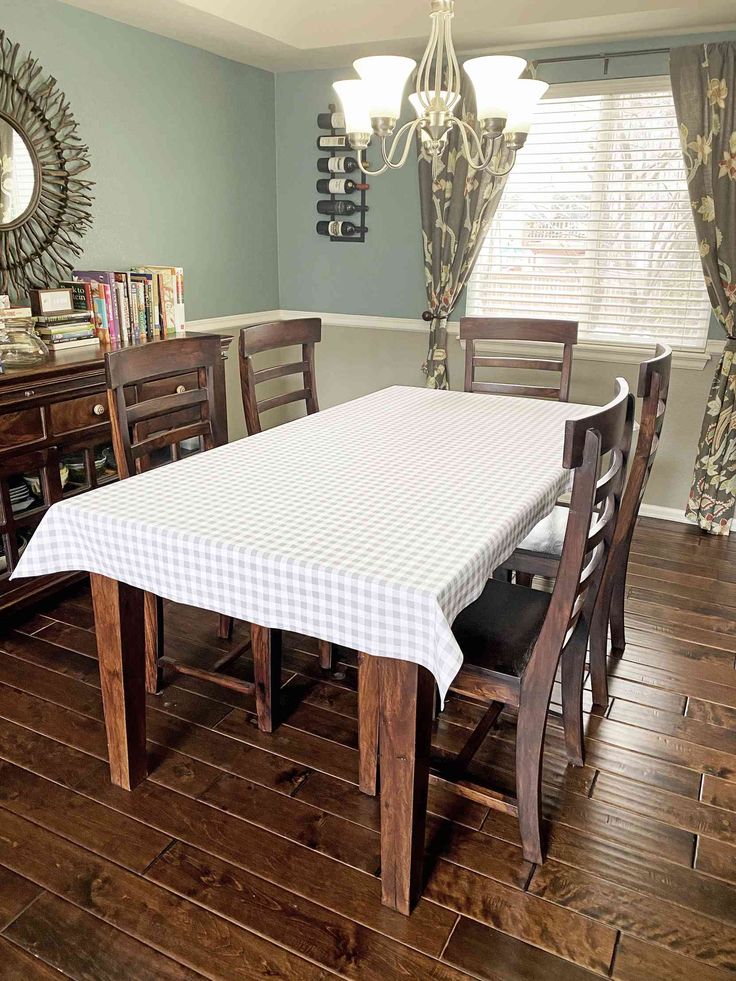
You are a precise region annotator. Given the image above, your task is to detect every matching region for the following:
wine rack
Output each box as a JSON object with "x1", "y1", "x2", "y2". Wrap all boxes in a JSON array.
[{"x1": 316, "y1": 103, "x2": 369, "y2": 244}]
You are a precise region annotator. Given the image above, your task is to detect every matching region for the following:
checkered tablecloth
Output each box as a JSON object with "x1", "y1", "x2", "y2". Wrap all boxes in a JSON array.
[{"x1": 13, "y1": 386, "x2": 593, "y2": 701}]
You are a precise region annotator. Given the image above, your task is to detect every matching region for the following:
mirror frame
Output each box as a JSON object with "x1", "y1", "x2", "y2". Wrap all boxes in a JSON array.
[
  {"x1": 0, "y1": 108, "x2": 42, "y2": 230},
  {"x1": 0, "y1": 30, "x2": 94, "y2": 300}
]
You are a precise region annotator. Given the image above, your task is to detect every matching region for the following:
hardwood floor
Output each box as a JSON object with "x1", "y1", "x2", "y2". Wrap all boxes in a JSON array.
[{"x1": 0, "y1": 517, "x2": 734, "y2": 979}]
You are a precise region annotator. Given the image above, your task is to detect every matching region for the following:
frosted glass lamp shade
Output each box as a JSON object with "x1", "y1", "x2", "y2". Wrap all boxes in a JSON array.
[
  {"x1": 504, "y1": 79, "x2": 549, "y2": 133},
  {"x1": 463, "y1": 55, "x2": 526, "y2": 120},
  {"x1": 333, "y1": 80, "x2": 372, "y2": 135},
  {"x1": 353, "y1": 56, "x2": 416, "y2": 120}
]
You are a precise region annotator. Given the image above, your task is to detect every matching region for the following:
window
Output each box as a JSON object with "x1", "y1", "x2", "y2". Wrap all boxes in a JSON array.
[{"x1": 466, "y1": 77, "x2": 711, "y2": 350}]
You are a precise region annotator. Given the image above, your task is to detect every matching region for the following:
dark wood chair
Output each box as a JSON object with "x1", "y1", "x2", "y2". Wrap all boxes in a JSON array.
[
  {"x1": 360, "y1": 379, "x2": 631, "y2": 864},
  {"x1": 503, "y1": 345, "x2": 672, "y2": 709},
  {"x1": 238, "y1": 317, "x2": 332, "y2": 672},
  {"x1": 238, "y1": 317, "x2": 321, "y2": 435},
  {"x1": 460, "y1": 317, "x2": 578, "y2": 401},
  {"x1": 105, "y1": 336, "x2": 245, "y2": 699}
]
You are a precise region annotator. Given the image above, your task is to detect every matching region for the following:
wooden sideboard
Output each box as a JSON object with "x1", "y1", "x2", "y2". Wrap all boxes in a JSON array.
[{"x1": 0, "y1": 333, "x2": 232, "y2": 616}]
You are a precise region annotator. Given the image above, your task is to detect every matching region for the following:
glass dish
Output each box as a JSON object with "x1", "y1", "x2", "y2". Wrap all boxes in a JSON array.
[{"x1": 0, "y1": 318, "x2": 49, "y2": 368}]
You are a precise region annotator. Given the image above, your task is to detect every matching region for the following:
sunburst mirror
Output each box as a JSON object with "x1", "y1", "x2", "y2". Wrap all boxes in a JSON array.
[{"x1": 0, "y1": 30, "x2": 93, "y2": 300}]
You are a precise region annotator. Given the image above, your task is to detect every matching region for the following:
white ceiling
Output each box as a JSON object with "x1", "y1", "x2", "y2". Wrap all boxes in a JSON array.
[{"x1": 59, "y1": 0, "x2": 736, "y2": 71}]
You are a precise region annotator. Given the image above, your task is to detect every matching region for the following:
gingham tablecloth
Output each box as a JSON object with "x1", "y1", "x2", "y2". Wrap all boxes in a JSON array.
[{"x1": 13, "y1": 386, "x2": 593, "y2": 701}]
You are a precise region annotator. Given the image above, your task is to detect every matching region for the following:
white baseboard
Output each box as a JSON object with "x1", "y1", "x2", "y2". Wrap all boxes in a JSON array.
[
  {"x1": 185, "y1": 310, "x2": 281, "y2": 333},
  {"x1": 638, "y1": 503, "x2": 690, "y2": 524}
]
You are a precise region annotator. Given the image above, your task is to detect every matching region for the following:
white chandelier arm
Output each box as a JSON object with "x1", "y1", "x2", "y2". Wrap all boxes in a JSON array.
[
  {"x1": 455, "y1": 119, "x2": 491, "y2": 169},
  {"x1": 444, "y1": 13, "x2": 460, "y2": 102},
  {"x1": 417, "y1": 15, "x2": 439, "y2": 109},
  {"x1": 433, "y1": 15, "x2": 445, "y2": 101},
  {"x1": 380, "y1": 118, "x2": 424, "y2": 169},
  {"x1": 455, "y1": 120, "x2": 517, "y2": 175},
  {"x1": 356, "y1": 156, "x2": 390, "y2": 177},
  {"x1": 449, "y1": 26, "x2": 461, "y2": 99}
]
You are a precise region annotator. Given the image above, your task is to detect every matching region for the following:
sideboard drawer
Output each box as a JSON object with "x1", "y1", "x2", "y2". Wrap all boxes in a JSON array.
[
  {"x1": 137, "y1": 372, "x2": 198, "y2": 401},
  {"x1": 49, "y1": 393, "x2": 109, "y2": 434},
  {"x1": 0, "y1": 407, "x2": 44, "y2": 448}
]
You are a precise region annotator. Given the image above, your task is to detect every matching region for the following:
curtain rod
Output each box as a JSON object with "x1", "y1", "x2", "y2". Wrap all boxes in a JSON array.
[{"x1": 533, "y1": 47, "x2": 670, "y2": 74}]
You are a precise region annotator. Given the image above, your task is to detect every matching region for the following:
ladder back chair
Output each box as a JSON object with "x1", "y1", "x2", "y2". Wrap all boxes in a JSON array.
[
  {"x1": 589, "y1": 344, "x2": 672, "y2": 705},
  {"x1": 460, "y1": 317, "x2": 579, "y2": 401},
  {"x1": 239, "y1": 318, "x2": 321, "y2": 435},
  {"x1": 105, "y1": 337, "x2": 250, "y2": 701},
  {"x1": 239, "y1": 317, "x2": 332, "y2": 673},
  {"x1": 503, "y1": 345, "x2": 671, "y2": 709},
  {"x1": 360, "y1": 379, "x2": 631, "y2": 864}
]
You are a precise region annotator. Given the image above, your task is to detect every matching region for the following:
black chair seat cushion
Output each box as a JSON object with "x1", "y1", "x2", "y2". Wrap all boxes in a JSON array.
[{"x1": 452, "y1": 579, "x2": 551, "y2": 678}]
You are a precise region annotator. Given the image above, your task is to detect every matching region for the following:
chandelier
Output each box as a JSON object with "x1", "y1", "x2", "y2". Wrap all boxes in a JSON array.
[{"x1": 332, "y1": 0, "x2": 547, "y2": 178}]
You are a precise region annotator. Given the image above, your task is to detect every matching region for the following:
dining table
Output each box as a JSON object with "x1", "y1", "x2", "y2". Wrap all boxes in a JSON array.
[{"x1": 12, "y1": 384, "x2": 594, "y2": 914}]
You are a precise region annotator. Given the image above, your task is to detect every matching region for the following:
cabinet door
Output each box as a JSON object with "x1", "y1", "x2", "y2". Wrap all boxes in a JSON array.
[{"x1": 0, "y1": 447, "x2": 63, "y2": 582}]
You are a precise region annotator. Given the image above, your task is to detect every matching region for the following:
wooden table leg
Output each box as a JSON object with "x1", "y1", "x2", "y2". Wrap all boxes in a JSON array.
[
  {"x1": 90, "y1": 574, "x2": 147, "y2": 790},
  {"x1": 143, "y1": 592, "x2": 163, "y2": 695},
  {"x1": 378, "y1": 657, "x2": 434, "y2": 914},
  {"x1": 358, "y1": 652, "x2": 379, "y2": 796},
  {"x1": 252, "y1": 624, "x2": 282, "y2": 733}
]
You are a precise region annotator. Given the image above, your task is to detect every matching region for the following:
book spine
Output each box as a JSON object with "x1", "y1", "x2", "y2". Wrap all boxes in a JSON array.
[
  {"x1": 175, "y1": 267, "x2": 185, "y2": 333},
  {"x1": 144, "y1": 280, "x2": 154, "y2": 340},
  {"x1": 128, "y1": 285, "x2": 139, "y2": 343},
  {"x1": 101, "y1": 284, "x2": 116, "y2": 345},
  {"x1": 92, "y1": 291, "x2": 110, "y2": 343},
  {"x1": 135, "y1": 283, "x2": 146, "y2": 340},
  {"x1": 40, "y1": 331, "x2": 97, "y2": 342},
  {"x1": 117, "y1": 273, "x2": 134, "y2": 345}
]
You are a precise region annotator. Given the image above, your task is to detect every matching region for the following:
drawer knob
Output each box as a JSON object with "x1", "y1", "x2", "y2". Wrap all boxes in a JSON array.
[
  {"x1": 92, "y1": 403, "x2": 106, "y2": 416},
  {"x1": 23, "y1": 389, "x2": 35, "y2": 398},
  {"x1": 175, "y1": 385, "x2": 186, "y2": 394}
]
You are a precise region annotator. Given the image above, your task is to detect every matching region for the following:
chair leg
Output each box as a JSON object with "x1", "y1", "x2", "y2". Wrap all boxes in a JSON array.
[
  {"x1": 318, "y1": 640, "x2": 333, "y2": 671},
  {"x1": 358, "y1": 652, "x2": 380, "y2": 796},
  {"x1": 516, "y1": 572, "x2": 534, "y2": 588},
  {"x1": 515, "y1": 701, "x2": 546, "y2": 865},
  {"x1": 561, "y1": 627, "x2": 588, "y2": 766},
  {"x1": 589, "y1": 586, "x2": 611, "y2": 710},
  {"x1": 218, "y1": 614, "x2": 234, "y2": 641},
  {"x1": 143, "y1": 592, "x2": 163, "y2": 695},
  {"x1": 609, "y1": 575, "x2": 627, "y2": 655}
]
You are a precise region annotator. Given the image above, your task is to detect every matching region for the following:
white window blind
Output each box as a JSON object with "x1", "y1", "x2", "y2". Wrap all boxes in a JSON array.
[{"x1": 466, "y1": 78, "x2": 711, "y2": 350}]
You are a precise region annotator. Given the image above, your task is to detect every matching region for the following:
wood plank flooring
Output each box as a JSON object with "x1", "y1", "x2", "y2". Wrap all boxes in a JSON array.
[{"x1": 0, "y1": 517, "x2": 734, "y2": 979}]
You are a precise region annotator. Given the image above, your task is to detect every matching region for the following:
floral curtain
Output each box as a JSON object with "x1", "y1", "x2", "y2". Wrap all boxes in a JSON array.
[
  {"x1": 418, "y1": 82, "x2": 512, "y2": 389},
  {"x1": 671, "y1": 43, "x2": 736, "y2": 534}
]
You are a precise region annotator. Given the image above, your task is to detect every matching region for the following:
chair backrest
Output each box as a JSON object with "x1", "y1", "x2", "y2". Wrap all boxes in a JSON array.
[
  {"x1": 238, "y1": 318, "x2": 321, "y2": 435},
  {"x1": 527, "y1": 378, "x2": 633, "y2": 687},
  {"x1": 460, "y1": 317, "x2": 578, "y2": 401},
  {"x1": 606, "y1": 343, "x2": 672, "y2": 573},
  {"x1": 105, "y1": 336, "x2": 226, "y2": 479}
]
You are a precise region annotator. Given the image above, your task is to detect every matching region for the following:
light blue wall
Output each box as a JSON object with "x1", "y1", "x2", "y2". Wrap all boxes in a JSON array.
[
  {"x1": 275, "y1": 31, "x2": 736, "y2": 331},
  {"x1": 3, "y1": 0, "x2": 279, "y2": 319}
]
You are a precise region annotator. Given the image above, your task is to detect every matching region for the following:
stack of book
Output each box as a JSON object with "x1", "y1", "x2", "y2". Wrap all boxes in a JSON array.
[
  {"x1": 70, "y1": 266, "x2": 185, "y2": 346},
  {"x1": 35, "y1": 309, "x2": 99, "y2": 351}
]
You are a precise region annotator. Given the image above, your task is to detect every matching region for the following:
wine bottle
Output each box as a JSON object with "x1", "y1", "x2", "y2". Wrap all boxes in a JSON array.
[
  {"x1": 317, "y1": 199, "x2": 369, "y2": 216},
  {"x1": 315, "y1": 178, "x2": 369, "y2": 195},
  {"x1": 317, "y1": 135, "x2": 349, "y2": 150},
  {"x1": 317, "y1": 156, "x2": 359, "y2": 174},
  {"x1": 317, "y1": 111, "x2": 345, "y2": 130},
  {"x1": 316, "y1": 220, "x2": 368, "y2": 238}
]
